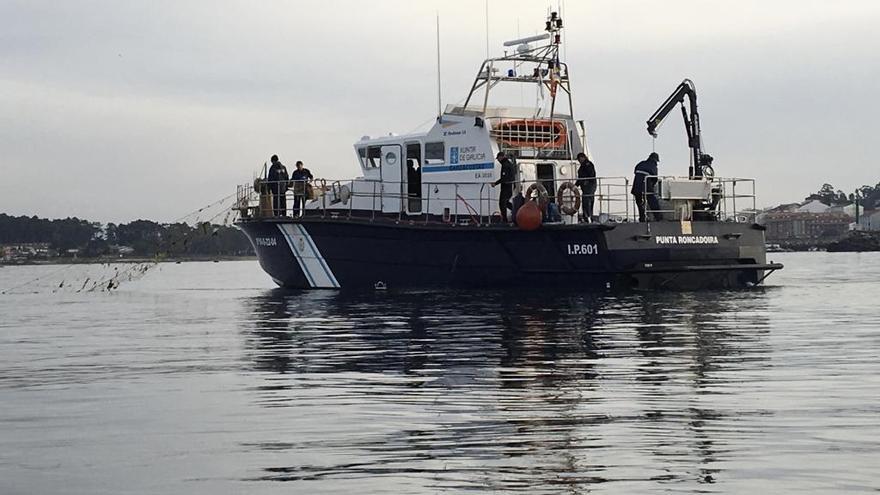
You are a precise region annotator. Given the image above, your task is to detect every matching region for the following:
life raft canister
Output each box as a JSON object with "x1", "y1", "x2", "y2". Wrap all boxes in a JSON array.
[
  {"x1": 556, "y1": 181, "x2": 582, "y2": 216},
  {"x1": 495, "y1": 119, "x2": 568, "y2": 149}
]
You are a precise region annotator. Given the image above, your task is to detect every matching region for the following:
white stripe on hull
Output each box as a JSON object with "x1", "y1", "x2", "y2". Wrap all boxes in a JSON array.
[{"x1": 277, "y1": 223, "x2": 340, "y2": 288}]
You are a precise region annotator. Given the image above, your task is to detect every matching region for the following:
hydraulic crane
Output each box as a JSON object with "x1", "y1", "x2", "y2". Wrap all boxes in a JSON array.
[{"x1": 646, "y1": 79, "x2": 714, "y2": 179}]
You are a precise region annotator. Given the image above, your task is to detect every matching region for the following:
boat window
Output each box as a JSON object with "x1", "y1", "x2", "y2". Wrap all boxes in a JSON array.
[
  {"x1": 366, "y1": 146, "x2": 382, "y2": 168},
  {"x1": 425, "y1": 142, "x2": 445, "y2": 164},
  {"x1": 357, "y1": 147, "x2": 367, "y2": 168}
]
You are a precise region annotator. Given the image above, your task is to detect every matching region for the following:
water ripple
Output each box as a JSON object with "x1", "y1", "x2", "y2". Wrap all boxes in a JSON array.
[{"x1": 1, "y1": 254, "x2": 878, "y2": 493}]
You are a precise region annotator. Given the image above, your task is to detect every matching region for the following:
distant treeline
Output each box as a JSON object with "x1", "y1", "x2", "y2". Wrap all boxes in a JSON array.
[
  {"x1": 0, "y1": 214, "x2": 253, "y2": 258},
  {"x1": 806, "y1": 182, "x2": 880, "y2": 208}
]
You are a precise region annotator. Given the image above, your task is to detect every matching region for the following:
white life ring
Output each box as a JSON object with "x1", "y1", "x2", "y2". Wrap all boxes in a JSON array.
[{"x1": 525, "y1": 182, "x2": 550, "y2": 210}]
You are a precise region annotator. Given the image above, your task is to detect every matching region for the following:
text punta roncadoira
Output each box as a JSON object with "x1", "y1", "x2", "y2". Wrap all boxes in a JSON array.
[{"x1": 654, "y1": 235, "x2": 719, "y2": 245}]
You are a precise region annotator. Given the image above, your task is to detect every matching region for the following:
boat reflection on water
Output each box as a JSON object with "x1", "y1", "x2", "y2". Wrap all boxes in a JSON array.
[{"x1": 239, "y1": 289, "x2": 772, "y2": 491}]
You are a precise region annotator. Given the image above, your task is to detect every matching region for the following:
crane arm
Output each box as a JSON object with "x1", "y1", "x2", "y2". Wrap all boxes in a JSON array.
[
  {"x1": 646, "y1": 79, "x2": 697, "y2": 138},
  {"x1": 645, "y1": 79, "x2": 713, "y2": 178}
]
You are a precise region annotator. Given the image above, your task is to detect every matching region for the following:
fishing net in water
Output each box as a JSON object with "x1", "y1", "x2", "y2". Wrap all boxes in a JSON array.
[
  {"x1": 1, "y1": 193, "x2": 242, "y2": 295},
  {"x1": 1, "y1": 262, "x2": 155, "y2": 295}
]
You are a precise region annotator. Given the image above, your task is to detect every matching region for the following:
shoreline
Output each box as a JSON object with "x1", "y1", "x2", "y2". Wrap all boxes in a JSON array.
[{"x1": 0, "y1": 255, "x2": 257, "y2": 266}]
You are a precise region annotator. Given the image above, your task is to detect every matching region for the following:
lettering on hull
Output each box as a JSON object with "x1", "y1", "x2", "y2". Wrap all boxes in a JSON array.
[
  {"x1": 567, "y1": 243, "x2": 599, "y2": 255},
  {"x1": 654, "y1": 235, "x2": 719, "y2": 245},
  {"x1": 255, "y1": 237, "x2": 277, "y2": 247}
]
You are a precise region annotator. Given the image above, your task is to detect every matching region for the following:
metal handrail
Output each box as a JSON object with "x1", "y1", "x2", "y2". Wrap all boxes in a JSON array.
[
  {"x1": 238, "y1": 174, "x2": 758, "y2": 225},
  {"x1": 636, "y1": 175, "x2": 758, "y2": 223}
]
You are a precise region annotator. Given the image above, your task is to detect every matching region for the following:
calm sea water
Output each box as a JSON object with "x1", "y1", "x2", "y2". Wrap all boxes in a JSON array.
[{"x1": 1, "y1": 253, "x2": 878, "y2": 494}]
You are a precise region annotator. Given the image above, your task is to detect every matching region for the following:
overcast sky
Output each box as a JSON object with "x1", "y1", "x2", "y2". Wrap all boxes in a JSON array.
[{"x1": 2, "y1": 0, "x2": 879, "y2": 223}]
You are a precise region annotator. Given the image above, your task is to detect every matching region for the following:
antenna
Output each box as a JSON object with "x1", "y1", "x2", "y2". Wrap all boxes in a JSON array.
[
  {"x1": 485, "y1": 0, "x2": 490, "y2": 60},
  {"x1": 561, "y1": 0, "x2": 567, "y2": 62},
  {"x1": 502, "y1": 33, "x2": 550, "y2": 47},
  {"x1": 518, "y1": 18, "x2": 523, "y2": 107},
  {"x1": 436, "y1": 12, "x2": 442, "y2": 117}
]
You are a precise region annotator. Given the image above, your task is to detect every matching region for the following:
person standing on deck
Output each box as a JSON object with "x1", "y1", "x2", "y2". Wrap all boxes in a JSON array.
[
  {"x1": 574, "y1": 152, "x2": 597, "y2": 222},
  {"x1": 267, "y1": 155, "x2": 289, "y2": 216},
  {"x1": 631, "y1": 152, "x2": 661, "y2": 222},
  {"x1": 491, "y1": 152, "x2": 516, "y2": 223},
  {"x1": 291, "y1": 161, "x2": 314, "y2": 217}
]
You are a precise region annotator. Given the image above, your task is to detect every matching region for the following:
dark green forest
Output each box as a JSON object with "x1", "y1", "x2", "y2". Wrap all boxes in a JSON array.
[
  {"x1": 805, "y1": 182, "x2": 880, "y2": 208},
  {"x1": 0, "y1": 214, "x2": 253, "y2": 258}
]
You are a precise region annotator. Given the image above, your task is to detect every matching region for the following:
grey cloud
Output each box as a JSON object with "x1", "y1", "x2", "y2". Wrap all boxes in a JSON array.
[{"x1": 1, "y1": 0, "x2": 879, "y2": 222}]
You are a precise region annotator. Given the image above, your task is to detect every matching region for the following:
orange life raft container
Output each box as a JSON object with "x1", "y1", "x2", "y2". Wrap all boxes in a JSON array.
[{"x1": 494, "y1": 119, "x2": 568, "y2": 149}]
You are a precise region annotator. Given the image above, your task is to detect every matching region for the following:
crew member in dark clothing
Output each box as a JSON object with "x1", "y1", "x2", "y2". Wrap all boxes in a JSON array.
[
  {"x1": 631, "y1": 152, "x2": 661, "y2": 222},
  {"x1": 510, "y1": 190, "x2": 525, "y2": 226},
  {"x1": 491, "y1": 152, "x2": 515, "y2": 223},
  {"x1": 574, "y1": 152, "x2": 597, "y2": 221},
  {"x1": 267, "y1": 155, "x2": 289, "y2": 216},
  {"x1": 290, "y1": 160, "x2": 314, "y2": 217}
]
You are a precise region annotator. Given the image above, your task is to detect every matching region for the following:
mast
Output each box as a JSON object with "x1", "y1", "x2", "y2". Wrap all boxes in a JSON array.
[
  {"x1": 436, "y1": 13, "x2": 442, "y2": 118},
  {"x1": 461, "y1": 11, "x2": 572, "y2": 118},
  {"x1": 454, "y1": 12, "x2": 579, "y2": 160}
]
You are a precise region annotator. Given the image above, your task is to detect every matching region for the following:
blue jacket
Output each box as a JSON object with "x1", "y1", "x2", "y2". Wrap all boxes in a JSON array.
[
  {"x1": 631, "y1": 158, "x2": 658, "y2": 194},
  {"x1": 291, "y1": 168, "x2": 313, "y2": 182},
  {"x1": 290, "y1": 168, "x2": 313, "y2": 195}
]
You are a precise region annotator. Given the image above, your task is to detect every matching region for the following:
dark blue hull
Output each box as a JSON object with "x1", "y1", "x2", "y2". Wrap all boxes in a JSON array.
[{"x1": 237, "y1": 218, "x2": 780, "y2": 291}]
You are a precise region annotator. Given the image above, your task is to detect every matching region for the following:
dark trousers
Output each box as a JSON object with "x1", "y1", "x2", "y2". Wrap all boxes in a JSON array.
[
  {"x1": 272, "y1": 186, "x2": 287, "y2": 216},
  {"x1": 293, "y1": 194, "x2": 306, "y2": 216},
  {"x1": 499, "y1": 188, "x2": 513, "y2": 223},
  {"x1": 633, "y1": 191, "x2": 661, "y2": 222},
  {"x1": 582, "y1": 189, "x2": 596, "y2": 220}
]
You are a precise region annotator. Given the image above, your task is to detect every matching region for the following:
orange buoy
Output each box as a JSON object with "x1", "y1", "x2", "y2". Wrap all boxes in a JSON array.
[{"x1": 516, "y1": 201, "x2": 543, "y2": 231}]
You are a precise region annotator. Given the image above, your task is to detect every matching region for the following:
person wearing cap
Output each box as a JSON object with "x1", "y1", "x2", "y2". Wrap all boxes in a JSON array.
[
  {"x1": 267, "y1": 155, "x2": 290, "y2": 216},
  {"x1": 491, "y1": 151, "x2": 516, "y2": 223},
  {"x1": 574, "y1": 152, "x2": 597, "y2": 221},
  {"x1": 631, "y1": 152, "x2": 661, "y2": 222}
]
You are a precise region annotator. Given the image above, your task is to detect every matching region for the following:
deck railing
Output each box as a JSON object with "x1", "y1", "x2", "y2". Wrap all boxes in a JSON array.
[
  {"x1": 636, "y1": 175, "x2": 758, "y2": 223},
  {"x1": 236, "y1": 175, "x2": 757, "y2": 226}
]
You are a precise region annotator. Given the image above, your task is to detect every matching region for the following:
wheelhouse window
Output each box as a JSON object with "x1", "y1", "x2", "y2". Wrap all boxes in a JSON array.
[
  {"x1": 425, "y1": 141, "x2": 445, "y2": 164},
  {"x1": 366, "y1": 146, "x2": 382, "y2": 168},
  {"x1": 357, "y1": 147, "x2": 367, "y2": 168}
]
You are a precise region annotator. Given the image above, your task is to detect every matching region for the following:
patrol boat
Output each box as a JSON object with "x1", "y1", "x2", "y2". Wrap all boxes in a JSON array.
[{"x1": 234, "y1": 13, "x2": 782, "y2": 290}]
